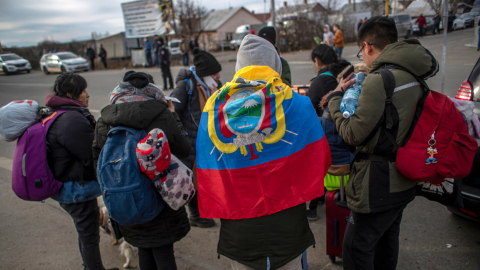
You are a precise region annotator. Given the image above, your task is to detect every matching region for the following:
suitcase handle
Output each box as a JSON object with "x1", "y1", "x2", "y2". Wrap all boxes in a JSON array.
[{"x1": 339, "y1": 175, "x2": 345, "y2": 202}]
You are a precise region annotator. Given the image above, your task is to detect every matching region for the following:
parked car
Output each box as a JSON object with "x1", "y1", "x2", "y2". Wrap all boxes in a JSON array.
[
  {"x1": 0, "y1": 53, "x2": 31, "y2": 75},
  {"x1": 411, "y1": 17, "x2": 436, "y2": 35},
  {"x1": 451, "y1": 57, "x2": 480, "y2": 223},
  {"x1": 168, "y1": 40, "x2": 181, "y2": 56},
  {"x1": 389, "y1": 14, "x2": 413, "y2": 39},
  {"x1": 40, "y1": 52, "x2": 89, "y2": 74},
  {"x1": 453, "y1": 15, "x2": 466, "y2": 30},
  {"x1": 460, "y1": 12, "x2": 479, "y2": 28}
]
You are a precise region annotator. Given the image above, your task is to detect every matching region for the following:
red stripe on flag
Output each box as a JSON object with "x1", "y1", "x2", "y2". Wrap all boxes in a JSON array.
[
  {"x1": 196, "y1": 138, "x2": 331, "y2": 220},
  {"x1": 218, "y1": 97, "x2": 234, "y2": 138}
]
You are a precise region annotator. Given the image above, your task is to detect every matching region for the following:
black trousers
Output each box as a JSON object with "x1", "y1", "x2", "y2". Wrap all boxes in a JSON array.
[
  {"x1": 342, "y1": 203, "x2": 408, "y2": 270},
  {"x1": 101, "y1": 57, "x2": 107, "y2": 69},
  {"x1": 60, "y1": 199, "x2": 105, "y2": 270},
  {"x1": 161, "y1": 66, "x2": 174, "y2": 89},
  {"x1": 89, "y1": 58, "x2": 95, "y2": 70},
  {"x1": 138, "y1": 244, "x2": 177, "y2": 270},
  {"x1": 435, "y1": 23, "x2": 441, "y2": 34}
]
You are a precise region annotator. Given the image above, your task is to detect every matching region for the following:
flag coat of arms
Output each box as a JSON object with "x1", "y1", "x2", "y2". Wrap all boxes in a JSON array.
[{"x1": 196, "y1": 66, "x2": 331, "y2": 219}]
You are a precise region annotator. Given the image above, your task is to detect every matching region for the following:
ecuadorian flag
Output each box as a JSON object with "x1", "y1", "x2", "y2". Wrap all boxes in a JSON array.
[{"x1": 196, "y1": 66, "x2": 331, "y2": 220}]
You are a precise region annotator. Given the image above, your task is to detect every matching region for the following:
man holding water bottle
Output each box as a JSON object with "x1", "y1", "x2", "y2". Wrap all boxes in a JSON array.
[{"x1": 325, "y1": 16, "x2": 439, "y2": 269}]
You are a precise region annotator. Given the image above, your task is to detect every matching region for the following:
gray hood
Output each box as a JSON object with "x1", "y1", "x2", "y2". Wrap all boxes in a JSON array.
[{"x1": 235, "y1": 34, "x2": 282, "y2": 75}]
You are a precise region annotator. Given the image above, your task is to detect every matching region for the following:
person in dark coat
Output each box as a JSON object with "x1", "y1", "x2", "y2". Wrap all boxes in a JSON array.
[
  {"x1": 188, "y1": 36, "x2": 199, "y2": 52},
  {"x1": 47, "y1": 73, "x2": 118, "y2": 270},
  {"x1": 158, "y1": 37, "x2": 174, "y2": 90},
  {"x1": 434, "y1": 13, "x2": 442, "y2": 34},
  {"x1": 86, "y1": 45, "x2": 96, "y2": 71},
  {"x1": 92, "y1": 71, "x2": 192, "y2": 270},
  {"x1": 171, "y1": 48, "x2": 222, "y2": 228},
  {"x1": 358, "y1": 19, "x2": 363, "y2": 31},
  {"x1": 448, "y1": 11, "x2": 455, "y2": 32},
  {"x1": 98, "y1": 44, "x2": 107, "y2": 69},
  {"x1": 154, "y1": 36, "x2": 160, "y2": 67},
  {"x1": 258, "y1": 26, "x2": 292, "y2": 86},
  {"x1": 306, "y1": 44, "x2": 350, "y2": 220}
]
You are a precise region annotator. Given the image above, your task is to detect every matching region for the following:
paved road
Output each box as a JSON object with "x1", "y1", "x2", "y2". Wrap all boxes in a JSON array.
[{"x1": 1, "y1": 29, "x2": 479, "y2": 270}]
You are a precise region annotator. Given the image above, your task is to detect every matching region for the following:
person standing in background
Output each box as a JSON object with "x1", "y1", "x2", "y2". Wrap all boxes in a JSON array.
[
  {"x1": 154, "y1": 36, "x2": 160, "y2": 67},
  {"x1": 332, "y1": 24, "x2": 344, "y2": 59},
  {"x1": 447, "y1": 11, "x2": 455, "y2": 32},
  {"x1": 158, "y1": 37, "x2": 174, "y2": 90},
  {"x1": 358, "y1": 19, "x2": 363, "y2": 31},
  {"x1": 434, "y1": 13, "x2": 442, "y2": 34},
  {"x1": 416, "y1": 14, "x2": 426, "y2": 38},
  {"x1": 258, "y1": 26, "x2": 292, "y2": 86},
  {"x1": 323, "y1": 25, "x2": 335, "y2": 46},
  {"x1": 86, "y1": 44, "x2": 96, "y2": 71},
  {"x1": 180, "y1": 36, "x2": 189, "y2": 66},
  {"x1": 189, "y1": 36, "x2": 199, "y2": 52},
  {"x1": 143, "y1": 37, "x2": 153, "y2": 67},
  {"x1": 98, "y1": 44, "x2": 107, "y2": 70}
]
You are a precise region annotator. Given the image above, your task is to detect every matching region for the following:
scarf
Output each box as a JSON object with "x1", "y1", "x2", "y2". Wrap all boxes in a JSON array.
[
  {"x1": 109, "y1": 82, "x2": 166, "y2": 104},
  {"x1": 189, "y1": 66, "x2": 211, "y2": 97}
]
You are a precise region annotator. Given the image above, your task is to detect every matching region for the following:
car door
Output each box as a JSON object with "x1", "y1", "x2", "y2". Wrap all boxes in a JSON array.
[
  {"x1": 46, "y1": 56, "x2": 60, "y2": 72},
  {"x1": 393, "y1": 15, "x2": 405, "y2": 37}
]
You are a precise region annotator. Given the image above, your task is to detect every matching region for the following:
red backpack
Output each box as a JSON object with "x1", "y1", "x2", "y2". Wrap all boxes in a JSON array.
[{"x1": 374, "y1": 66, "x2": 477, "y2": 184}]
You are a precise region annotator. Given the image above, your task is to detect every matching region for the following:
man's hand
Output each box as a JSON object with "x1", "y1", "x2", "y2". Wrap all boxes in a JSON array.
[
  {"x1": 334, "y1": 72, "x2": 356, "y2": 93},
  {"x1": 167, "y1": 99, "x2": 175, "y2": 112}
]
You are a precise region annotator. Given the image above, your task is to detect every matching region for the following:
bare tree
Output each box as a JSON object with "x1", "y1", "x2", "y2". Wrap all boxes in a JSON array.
[
  {"x1": 426, "y1": 0, "x2": 442, "y2": 14},
  {"x1": 175, "y1": 0, "x2": 208, "y2": 37}
]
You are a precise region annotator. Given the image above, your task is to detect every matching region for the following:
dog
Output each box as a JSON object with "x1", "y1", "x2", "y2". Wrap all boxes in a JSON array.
[
  {"x1": 99, "y1": 206, "x2": 119, "y2": 245},
  {"x1": 99, "y1": 206, "x2": 138, "y2": 268},
  {"x1": 119, "y1": 241, "x2": 138, "y2": 269}
]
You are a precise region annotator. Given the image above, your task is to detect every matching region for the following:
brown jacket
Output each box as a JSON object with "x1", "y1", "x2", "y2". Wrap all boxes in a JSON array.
[{"x1": 180, "y1": 39, "x2": 188, "y2": 54}]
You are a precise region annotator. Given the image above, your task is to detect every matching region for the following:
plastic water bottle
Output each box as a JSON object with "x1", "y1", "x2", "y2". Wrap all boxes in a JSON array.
[{"x1": 340, "y1": 72, "x2": 366, "y2": 118}]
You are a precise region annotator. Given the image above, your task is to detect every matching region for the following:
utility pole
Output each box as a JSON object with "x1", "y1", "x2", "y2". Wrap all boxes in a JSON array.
[
  {"x1": 385, "y1": 0, "x2": 389, "y2": 15},
  {"x1": 271, "y1": 0, "x2": 276, "y2": 36},
  {"x1": 441, "y1": 0, "x2": 448, "y2": 94}
]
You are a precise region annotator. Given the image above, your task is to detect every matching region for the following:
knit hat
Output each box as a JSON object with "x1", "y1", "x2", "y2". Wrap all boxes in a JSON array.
[
  {"x1": 193, "y1": 48, "x2": 222, "y2": 77},
  {"x1": 258, "y1": 26, "x2": 277, "y2": 46},
  {"x1": 236, "y1": 34, "x2": 282, "y2": 75}
]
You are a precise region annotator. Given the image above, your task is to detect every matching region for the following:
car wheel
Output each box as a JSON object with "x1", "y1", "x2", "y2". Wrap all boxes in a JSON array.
[
  {"x1": 4, "y1": 69, "x2": 9, "y2": 75},
  {"x1": 43, "y1": 67, "x2": 50, "y2": 75},
  {"x1": 405, "y1": 30, "x2": 411, "y2": 39},
  {"x1": 61, "y1": 66, "x2": 66, "y2": 74}
]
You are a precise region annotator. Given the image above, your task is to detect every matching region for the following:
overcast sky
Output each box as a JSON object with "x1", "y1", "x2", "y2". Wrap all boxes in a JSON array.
[{"x1": 0, "y1": 0, "x2": 304, "y2": 47}]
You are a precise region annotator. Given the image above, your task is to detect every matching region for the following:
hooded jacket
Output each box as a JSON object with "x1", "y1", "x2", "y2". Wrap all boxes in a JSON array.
[
  {"x1": 307, "y1": 60, "x2": 351, "y2": 116},
  {"x1": 45, "y1": 94, "x2": 101, "y2": 204},
  {"x1": 212, "y1": 35, "x2": 316, "y2": 269},
  {"x1": 171, "y1": 69, "x2": 222, "y2": 169},
  {"x1": 328, "y1": 39, "x2": 439, "y2": 213},
  {"x1": 323, "y1": 25, "x2": 335, "y2": 46},
  {"x1": 92, "y1": 99, "x2": 191, "y2": 248}
]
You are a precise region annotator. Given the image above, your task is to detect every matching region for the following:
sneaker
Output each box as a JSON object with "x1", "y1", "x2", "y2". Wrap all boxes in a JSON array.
[{"x1": 307, "y1": 208, "x2": 318, "y2": 221}]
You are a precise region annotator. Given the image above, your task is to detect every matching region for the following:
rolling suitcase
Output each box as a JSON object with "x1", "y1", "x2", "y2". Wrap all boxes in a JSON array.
[{"x1": 325, "y1": 175, "x2": 351, "y2": 263}]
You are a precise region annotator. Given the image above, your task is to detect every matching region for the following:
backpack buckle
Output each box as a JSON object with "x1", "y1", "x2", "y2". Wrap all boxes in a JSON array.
[
  {"x1": 386, "y1": 98, "x2": 393, "y2": 105},
  {"x1": 35, "y1": 179, "x2": 43, "y2": 188}
]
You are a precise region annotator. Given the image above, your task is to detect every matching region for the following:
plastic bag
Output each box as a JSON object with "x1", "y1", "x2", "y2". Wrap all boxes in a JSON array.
[{"x1": 0, "y1": 100, "x2": 39, "y2": 142}]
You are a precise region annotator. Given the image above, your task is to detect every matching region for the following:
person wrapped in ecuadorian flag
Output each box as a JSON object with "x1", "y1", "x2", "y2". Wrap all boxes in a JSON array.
[
  {"x1": 195, "y1": 34, "x2": 331, "y2": 269},
  {"x1": 196, "y1": 35, "x2": 332, "y2": 221}
]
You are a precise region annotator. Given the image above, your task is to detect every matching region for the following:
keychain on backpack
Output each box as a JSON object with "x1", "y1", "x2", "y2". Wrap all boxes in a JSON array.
[{"x1": 426, "y1": 132, "x2": 438, "y2": 165}]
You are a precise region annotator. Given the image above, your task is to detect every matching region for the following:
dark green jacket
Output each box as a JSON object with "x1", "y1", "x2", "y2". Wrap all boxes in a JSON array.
[
  {"x1": 92, "y1": 99, "x2": 192, "y2": 248},
  {"x1": 281, "y1": 57, "x2": 291, "y2": 86},
  {"x1": 218, "y1": 203, "x2": 315, "y2": 270},
  {"x1": 328, "y1": 39, "x2": 439, "y2": 213}
]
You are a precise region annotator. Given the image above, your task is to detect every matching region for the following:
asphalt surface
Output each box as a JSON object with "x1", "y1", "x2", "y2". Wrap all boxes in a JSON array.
[{"x1": 1, "y1": 28, "x2": 480, "y2": 270}]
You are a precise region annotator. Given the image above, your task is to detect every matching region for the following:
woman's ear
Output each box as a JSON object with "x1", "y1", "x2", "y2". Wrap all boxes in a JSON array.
[{"x1": 66, "y1": 93, "x2": 73, "y2": 99}]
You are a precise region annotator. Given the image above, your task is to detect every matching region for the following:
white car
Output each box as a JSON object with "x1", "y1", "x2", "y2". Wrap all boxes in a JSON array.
[
  {"x1": 168, "y1": 40, "x2": 181, "y2": 56},
  {"x1": 0, "y1": 53, "x2": 32, "y2": 75},
  {"x1": 40, "y1": 52, "x2": 89, "y2": 74},
  {"x1": 453, "y1": 15, "x2": 466, "y2": 30}
]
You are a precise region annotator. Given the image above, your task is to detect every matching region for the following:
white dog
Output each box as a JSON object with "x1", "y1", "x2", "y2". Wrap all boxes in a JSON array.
[
  {"x1": 119, "y1": 241, "x2": 138, "y2": 268},
  {"x1": 99, "y1": 206, "x2": 138, "y2": 268}
]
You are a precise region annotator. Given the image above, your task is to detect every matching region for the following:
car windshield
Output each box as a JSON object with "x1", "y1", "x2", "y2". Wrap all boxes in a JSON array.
[
  {"x1": 170, "y1": 42, "x2": 180, "y2": 48},
  {"x1": 461, "y1": 13, "x2": 474, "y2": 19},
  {"x1": 57, "y1": 53, "x2": 78, "y2": 60},
  {"x1": 1, "y1": 54, "x2": 23, "y2": 61},
  {"x1": 235, "y1": 32, "x2": 248, "y2": 40}
]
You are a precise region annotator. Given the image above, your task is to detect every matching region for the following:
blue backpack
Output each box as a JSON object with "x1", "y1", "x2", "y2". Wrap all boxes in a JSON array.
[{"x1": 97, "y1": 126, "x2": 164, "y2": 225}]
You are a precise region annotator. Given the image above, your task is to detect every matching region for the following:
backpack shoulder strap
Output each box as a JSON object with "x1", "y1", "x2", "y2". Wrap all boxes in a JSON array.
[{"x1": 375, "y1": 68, "x2": 395, "y2": 130}]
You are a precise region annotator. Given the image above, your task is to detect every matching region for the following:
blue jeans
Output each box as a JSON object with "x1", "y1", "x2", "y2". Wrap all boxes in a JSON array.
[
  {"x1": 182, "y1": 53, "x2": 189, "y2": 66},
  {"x1": 335, "y1": 47, "x2": 344, "y2": 59}
]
